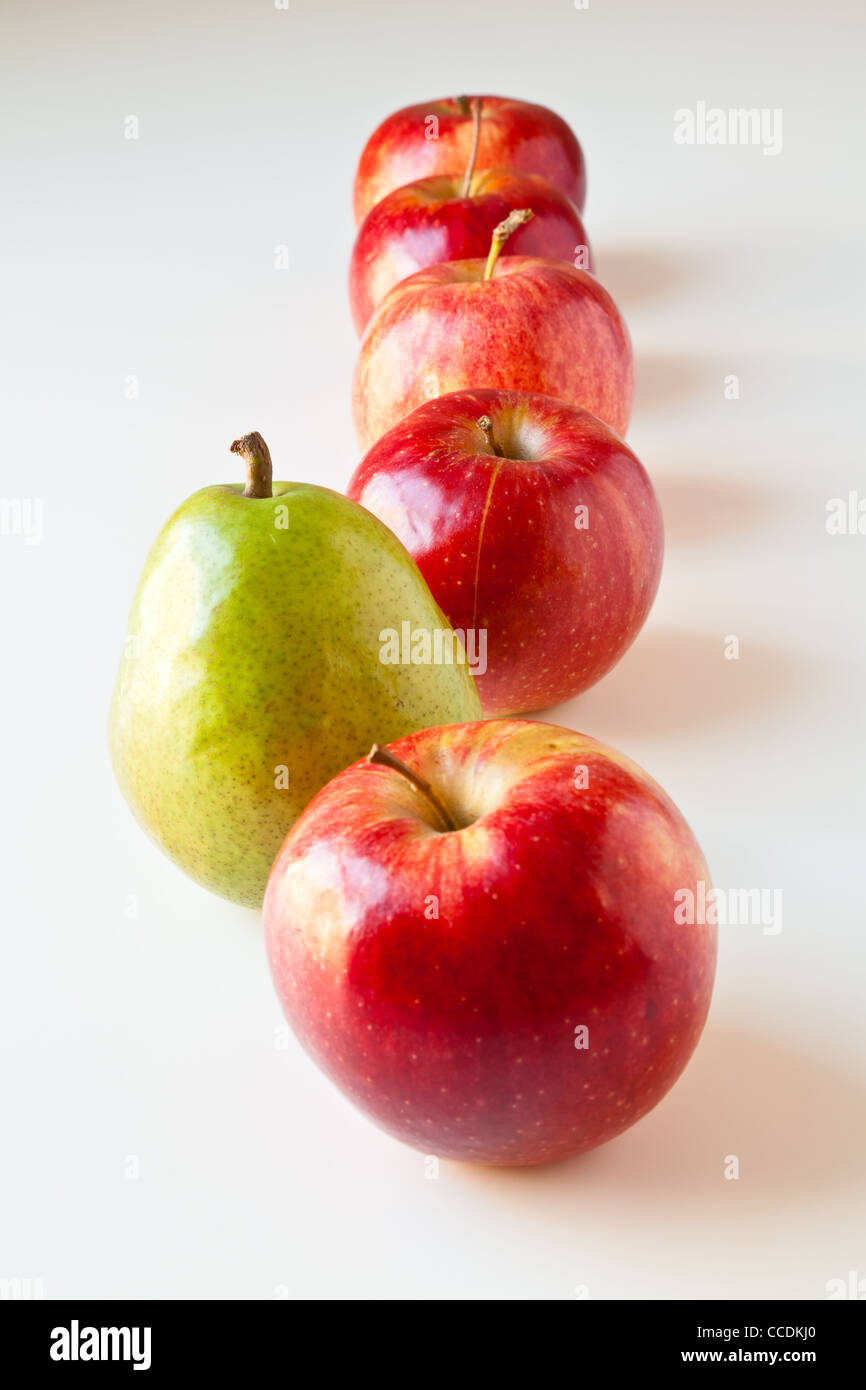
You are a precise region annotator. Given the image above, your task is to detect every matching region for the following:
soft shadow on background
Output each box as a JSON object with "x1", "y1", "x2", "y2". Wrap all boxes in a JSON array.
[
  {"x1": 595, "y1": 247, "x2": 705, "y2": 307},
  {"x1": 551, "y1": 628, "x2": 805, "y2": 742},
  {"x1": 652, "y1": 472, "x2": 783, "y2": 545},
  {"x1": 631, "y1": 350, "x2": 724, "y2": 411},
  {"x1": 456, "y1": 1023, "x2": 866, "y2": 1212}
]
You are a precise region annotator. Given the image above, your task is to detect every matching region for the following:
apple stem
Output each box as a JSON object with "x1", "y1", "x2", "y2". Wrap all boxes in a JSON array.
[
  {"x1": 231, "y1": 432, "x2": 274, "y2": 499},
  {"x1": 459, "y1": 97, "x2": 483, "y2": 198},
  {"x1": 366, "y1": 744, "x2": 460, "y2": 833},
  {"x1": 483, "y1": 208, "x2": 534, "y2": 281},
  {"x1": 477, "y1": 415, "x2": 503, "y2": 457},
  {"x1": 455, "y1": 95, "x2": 471, "y2": 118}
]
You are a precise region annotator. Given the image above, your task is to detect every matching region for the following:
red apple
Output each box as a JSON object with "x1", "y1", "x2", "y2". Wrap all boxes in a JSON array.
[
  {"x1": 346, "y1": 388, "x2": 662, "y2": 715},
  {"x1": 353, "y1": 94, "x2": 586, "y2": 225},
  {"x1": 353, "y1": 211, "x2": 633, "y2": 450},
  {"x1": 350, "y1": 169, "x2": 592, "y2": 337},
  {"x1": 264, "y1": 719, "x2": 716, "y2": 1166}
]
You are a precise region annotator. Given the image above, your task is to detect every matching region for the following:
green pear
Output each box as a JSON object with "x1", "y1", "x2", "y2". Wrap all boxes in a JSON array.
[{"x1": 109, "y1": 432, "x2": 481, "y2": 907}]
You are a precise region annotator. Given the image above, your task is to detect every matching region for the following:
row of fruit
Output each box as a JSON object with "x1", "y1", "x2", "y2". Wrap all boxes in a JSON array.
[{"x1": 110, "y1": 94, "x2": 715, "y2": 1166}]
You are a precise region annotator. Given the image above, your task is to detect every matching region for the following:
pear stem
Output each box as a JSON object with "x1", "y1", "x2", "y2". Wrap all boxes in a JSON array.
[
  {"x1": 366, "y1": 744, "x2": 459, "y2": 833},
  {"x1": 459, "y1": 97, "x2": 483, "y2": 198},
  {"x1": 483, "y1": 208, "x2": 534, "y2": 280},
  {"x1": 477, "y1": 415, "x2": 503, "y2": 457},
  {"x1": 231, "y1": 432, "x2": 273, "y2": 499}
]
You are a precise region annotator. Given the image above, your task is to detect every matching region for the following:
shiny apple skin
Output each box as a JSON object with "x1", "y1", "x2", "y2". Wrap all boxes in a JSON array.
[
  {"x1": 353, "y1": 95, "x2": 587, "y2": 225},
  {"x1": 353, "y1": 256, "x2": 633, "y2": 450},
  {"x1": 264, "y1": 719, "x2": 716, "y2": 1167},
  {"x1": 346, "y1": 389, "x2": 662, "y2": 716},
  {"x1": 349, "y1": 170, "x2": 592, "y2": 336}
]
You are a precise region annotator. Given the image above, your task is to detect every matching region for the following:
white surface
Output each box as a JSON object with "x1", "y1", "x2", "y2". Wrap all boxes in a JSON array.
[{"x1": 2, "y1": 0, "x2": 864, "y2": 1300}]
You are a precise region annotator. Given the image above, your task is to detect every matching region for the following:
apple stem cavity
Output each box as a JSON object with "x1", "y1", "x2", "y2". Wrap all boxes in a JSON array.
[
  {"x1": 483, "y1": 208, "x2": 534, "y2": 281},
  {"x1": 459, "y1": 97, "x2": 483, "y2": 198},
  {"x1": 366, "y1": 743, "x2": 460, "y2": 833},
  {"x1": 477, "y1": 415, "x2": 503, "y2": 458},
  {"x1": 231, "y1": 431, "x2": 274, "y2": 499}
]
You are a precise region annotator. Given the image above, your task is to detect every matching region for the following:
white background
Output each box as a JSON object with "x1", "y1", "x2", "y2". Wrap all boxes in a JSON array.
[{"x1": 2, "y1": 0, "x2": 864, "y2": 1299}]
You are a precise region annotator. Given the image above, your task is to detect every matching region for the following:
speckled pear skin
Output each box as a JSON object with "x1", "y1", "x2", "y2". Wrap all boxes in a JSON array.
[{"x1": 109, "y1": 481, "x2": 482, "y2": 908}]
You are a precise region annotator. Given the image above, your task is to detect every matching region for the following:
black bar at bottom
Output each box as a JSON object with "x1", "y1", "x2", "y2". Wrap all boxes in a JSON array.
[{"x1": 1, "y1": 1297, "x2": 858, "y2": 1374}]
